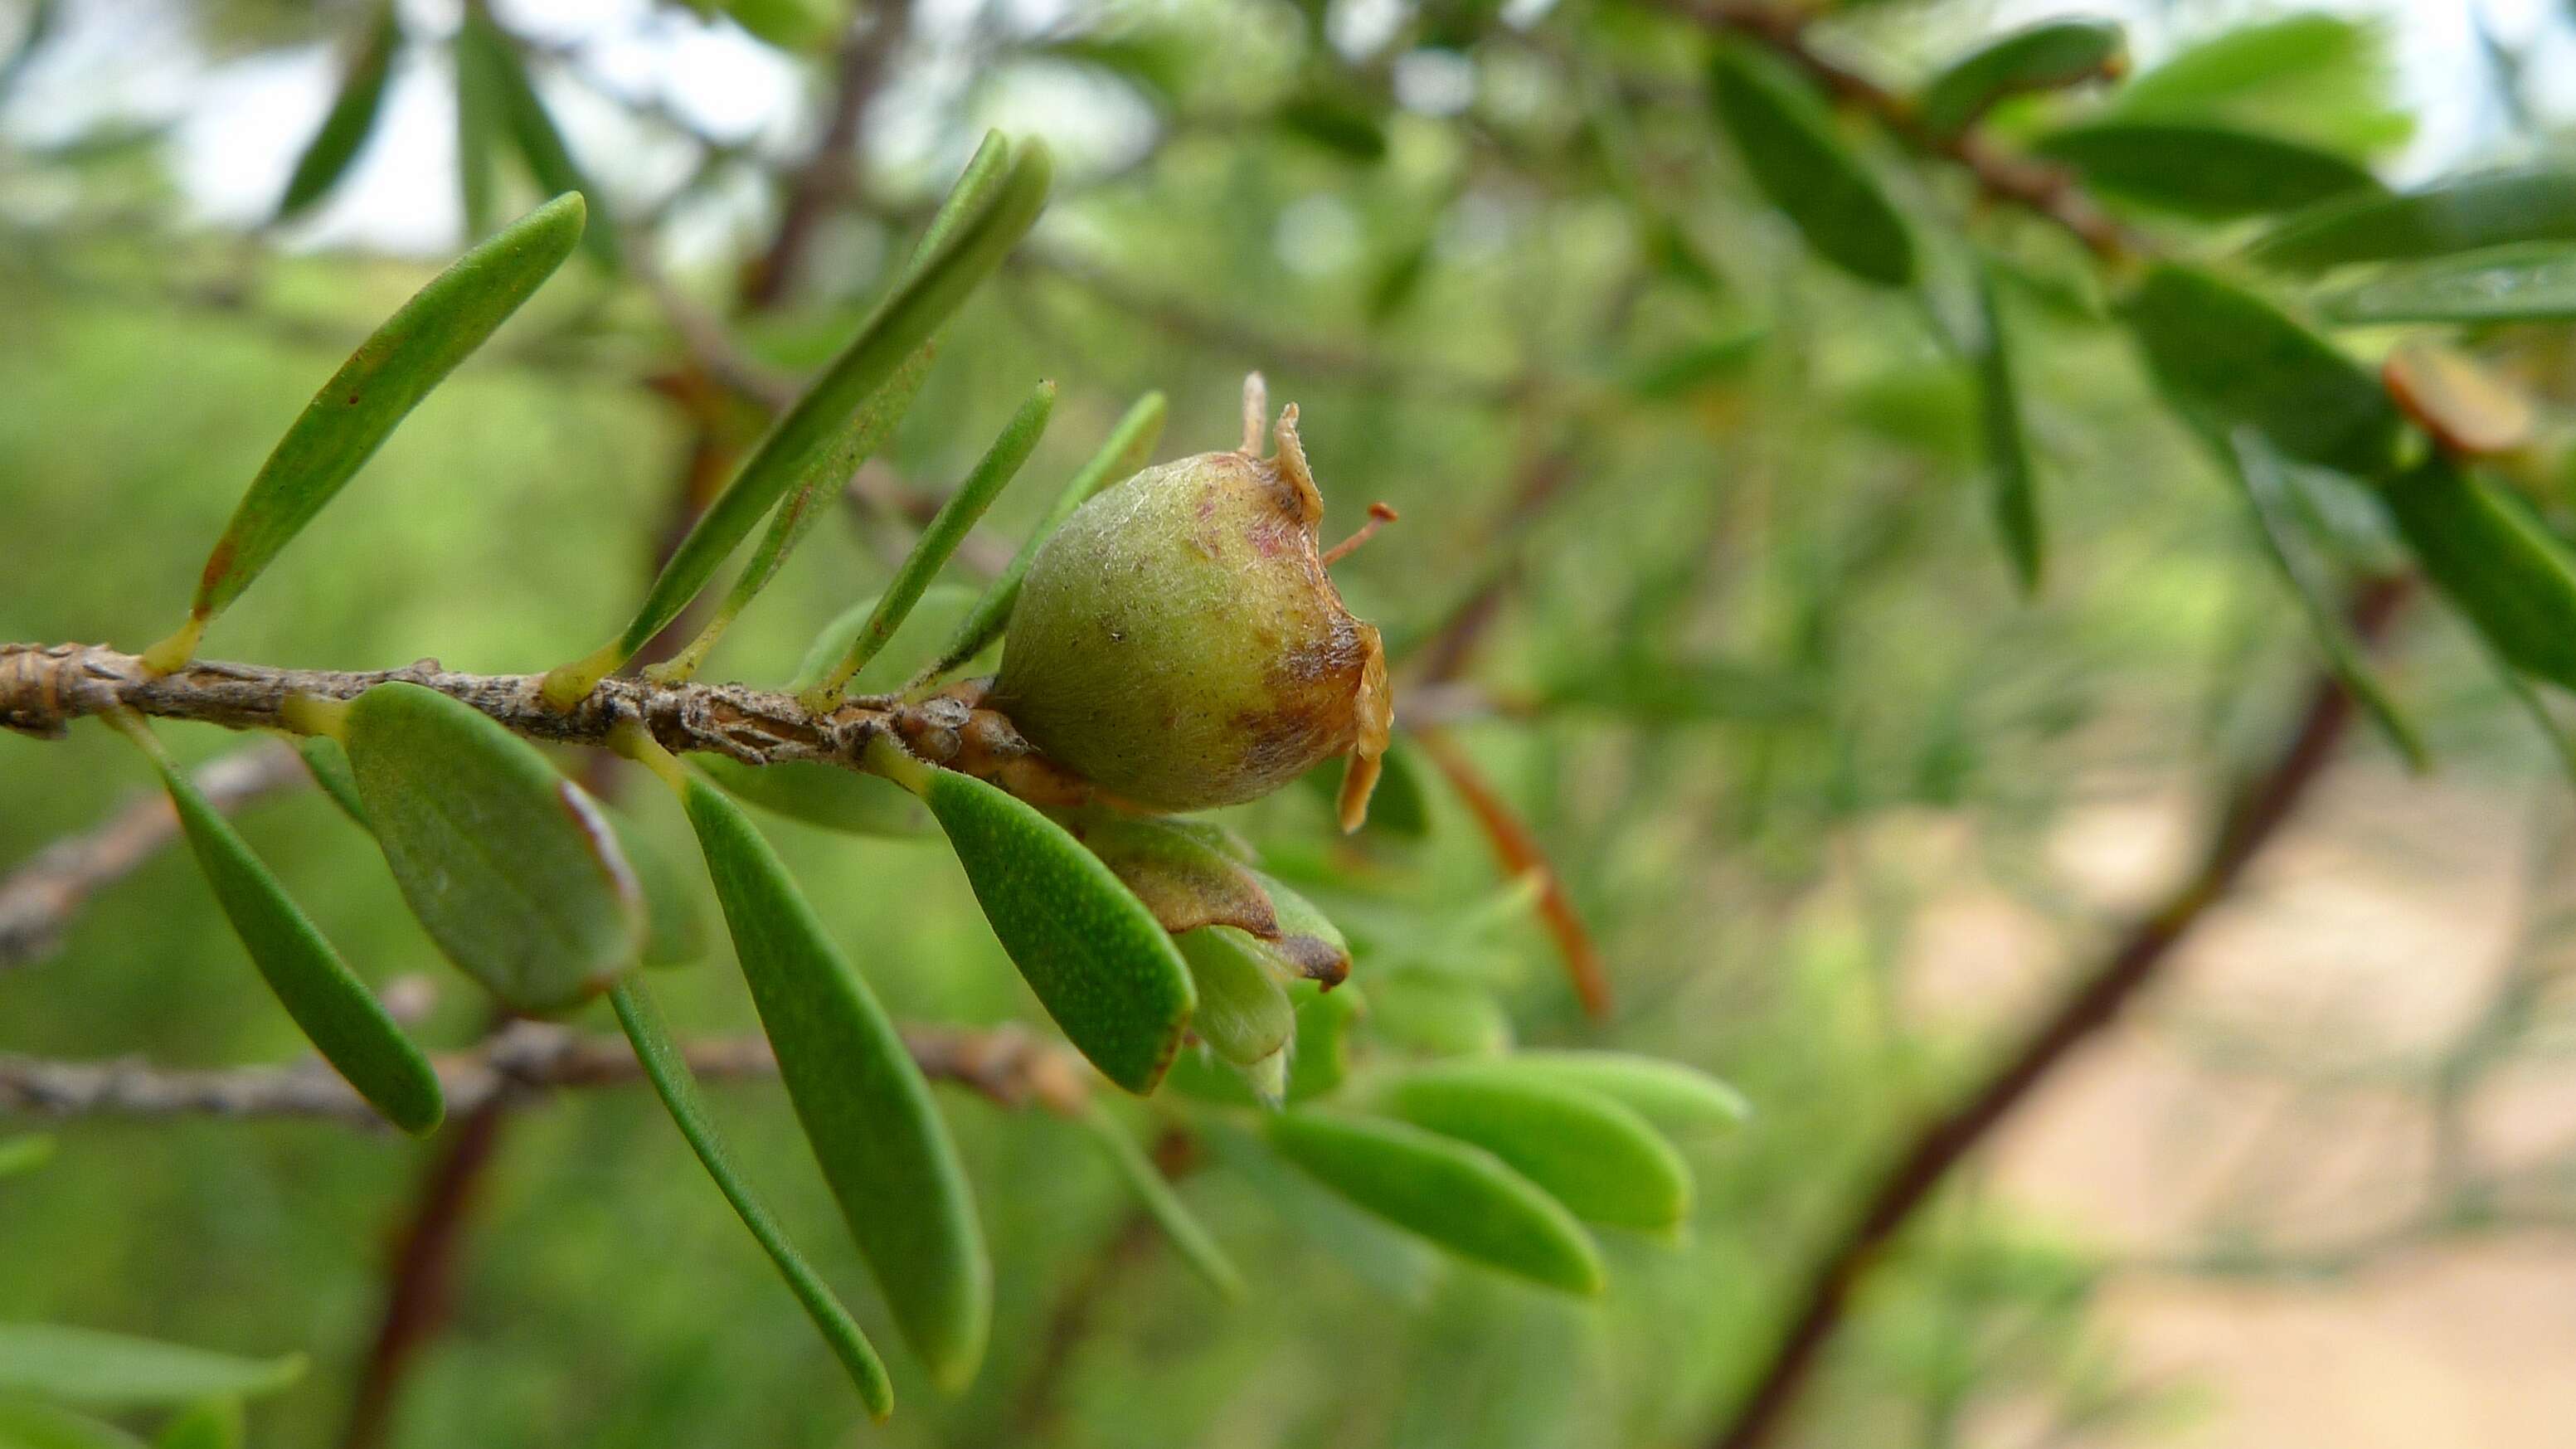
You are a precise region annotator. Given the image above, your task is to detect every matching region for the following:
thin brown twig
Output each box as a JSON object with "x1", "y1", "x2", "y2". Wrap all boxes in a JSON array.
[
  {"x1": 1411, "y1": 724, "x2": 1613, "y2": 1019},
  {"x1": 1650, "y1": 0, "x2": 2142, "y2": 264},
  {"x1": 0, "y1": 1019, "x2": 1089, "y2": 1128},
  {"x1": 0, "y1": 742, "x2": 307, "y2": 969},
  {"x1": 1702, "y1": 578, "x2": 2411, "y2": 1449},
  {"x1": 742, "y1": 0, "x2": 915, "y2": 310}
]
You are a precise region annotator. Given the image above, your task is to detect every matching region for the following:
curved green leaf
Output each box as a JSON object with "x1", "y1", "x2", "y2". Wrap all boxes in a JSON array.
[
  {"x1": 274, "y1": 2, "x2": 397, "y2": 222},
  {"x1": 110, "y1": 715, "x2": 441, "y2": 1135},
  {"x1": 920, "y1": 389, "x2": 1167, "y2": 683},
  {"x1": 0, "y1": 1325, "x2": 304, "y2": 1408},
  {"x1": 343, "y1": 683, "x2": 644, "y2": 1013},
  {"x1": 2251, "y1": 166, "x2": 2576, "y2": 273},
  {"x1": 0, "y1": 1398, "x2": 146, "y2": 1449},
  {"x1": 1077, "y1": 1103, "x2": 1246, "y2": 1301},
  {"x1": 2381, "y1": 454, "x2": 2576, "y2": 690},
  {"x1": 547, "y1": 136, "x2": 1052, "y2": 706},
  {"x1": 608, "y1": 978, "x2": 893, "y2": 1416},
  {"x1": 1264, "y1": 1111, "x2": 1602, "y2": 1294},
  {"x1": 1501, "y1": 1051, "x2": 1750, "y2": 1137},
  {"x1": 149, "y1": 1399, "x2": 241, "y2": 1449},
  {"x1": 802, "y1": 379, "x2": 1057, "y2": 704},
  {"x1": 2318, "y1": 242, "x2": 2576, "y2": 325},
  {"x1": 2222, "y1": 430, "x2": 2428, "y2": 769},
  {"x1": 675, "y1": 772, "x2": 989, "y2": 1389},
  {"x1": 1917, "y1": 21, "x2": 2124, "y2": 139},
  {"x1": 1276, "y1": 89, "x2": 1388, "y2": 162},
  {"x1": 1969, "y1": 260, "x2": 2041, "y2": 596},
  {"x1": 1375, "y1": 1062, "x2": 1693, "y2": 1230},
  {"x1": 456, "y1": 12, "x2": 618, "y2": 270},
  {"x1": 654, "y1": 343, "x2": 936, "y2": 683},
  {"x1": 2034, "y1": 122, "x2": 2378, "y2": 220},
  {"x1": 1708, "y1": 43, "x2": 1913, "y2": 288},
  {"x1": 2119, "y1": 264, "x2": 2399, "y2": 480},
  {"x1": 897, "y1": 759, "x2": 1194, "y2": 1093},
  {"x1": 143, "y1": 194, "x2": 582, "y2": 668},
  {"x1": 1175, "y1": 927, "x2": 1294, "y2": 1069},
  {"x1": 0, "y1": 1135, "x2": 56, "y2": 1179}
]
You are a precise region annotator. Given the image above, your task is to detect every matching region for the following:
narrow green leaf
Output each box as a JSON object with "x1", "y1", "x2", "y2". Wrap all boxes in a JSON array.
[
  {"x1": 451, "y1": 21, "x2": 502, "y2": 241},
  {"x1": 294, "y1": 735, "x2": 369, "y2": 827},
  {"x1": 456, "y1": 12, "x2": 619, "y2": 270},
  {"x1": 343, "y1": 683, "x2": 644, "y2": 1013},
  {"x1": 1969, "y1": 260, "x2": 2041, "y2": 596},
  {"x1": 144, "y1": 194, "x2": 583, "y2": 668},
  {"x1": 1264, "y1": 1111, "x2": 1603, "y2": 1294},
  {"x1": 1708, "y1": 43, "x2": 1914, "y2": 288},
  {"x1": 1501, "y1": 1051, "x2": 1750, "y2": 1137},
  {"x1": 901, "y1": 761, "x2": 1194, "y2": 1093},
  {"x1": 2380, "y1": 454, "x2": 2576, "y2": 691},
  {"x1": 1175, "y1": 928, "x2": 1295, "y2": 1069},
  {"x1": 110, "y1": 715, "x2": 441, "y2": 1135},
  {"x1": 1917, "y1": 20, "x2": 2125, "y2": 139},
  {"x1": 2251, "y1": 166, "x2": 2576, "y2": 272},
  {"x1": 650, "y1": 135, "x2": 1015, "y2": 687},
  {"x1": 0, "y1": 1326, "x2": 304, "y2": 1408},
  {"x1": 547, "y1": 138, "x2": 1052, "y2": 706},
  {"x1": 1076, "y1": 1103, "x2": 1247, "y2": 1301},
  {"x1": 1376, "y1": 1062, "x2": 1693, "y2": 1231},
  {"x1": 149, "y1": 1399, "x2": 241, "y2": 1449},
  {"x1": 0, "y1": 1398, "x2": 147, "y2": 1449},
  {"x1": 1068, "y1": 812, "x2": 1276, "y2": 938},
  {"x1": 2221, "y1": 430, "x2": 2428, "y2": 769},
  {"x1": 2034, "y1": 122, "x2": 2379, "y2": 220},
  {"x1": 607, "y1": 978, "x2": 893, "y2": 1416},
  {"x1": 919, "y1": 390, "x2": 1167, "y2": 684},
  {"x1": 653, "y1": 343, "x2": 937, "y2": 683},
  {"x1": 273, "y1": 2, "x2": 397, "y2": 222},
  {"x1": 2317, "y1": 242, "x2": 2576, "y2": 325},
  {"x1": 802, "y1": 379, "x2": 1057, "y2": 704},
  {"x1": 675, "y1": 773, "x2": 989, "y2": 1389},
  {"x1": 0, "y1": 1135, "x2": 56, "y2": 1179},
  {"x1": 2119, "y1": 264, "x2": 2400, "y2": 481}
]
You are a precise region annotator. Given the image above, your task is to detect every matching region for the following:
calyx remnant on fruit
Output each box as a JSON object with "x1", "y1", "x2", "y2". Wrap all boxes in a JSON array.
[{"x1": 990, "y1": 377, "x2": 1392, "y2": 829}]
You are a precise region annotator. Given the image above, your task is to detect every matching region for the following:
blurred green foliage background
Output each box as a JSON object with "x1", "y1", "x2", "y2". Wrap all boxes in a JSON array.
[{"x1": 7, "y1": 0, "x2": 2576, "y2": 1445}]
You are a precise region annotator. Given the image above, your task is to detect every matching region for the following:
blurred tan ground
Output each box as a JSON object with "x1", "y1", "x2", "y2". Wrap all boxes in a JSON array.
[{"x1": 1899, "y1": 761, "x2": 2576, "y2": 1447}]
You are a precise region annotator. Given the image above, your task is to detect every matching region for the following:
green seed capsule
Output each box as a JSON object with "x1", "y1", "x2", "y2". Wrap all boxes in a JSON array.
[{"x1": 991, "y1": 388, "x2": 1390, "y2": 828}]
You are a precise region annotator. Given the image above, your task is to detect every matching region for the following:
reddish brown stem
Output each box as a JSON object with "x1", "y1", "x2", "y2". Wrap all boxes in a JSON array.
[
  {"x1": 1702, "y1": 579, "x2": 2409, "y2": 1449},
  {"x1": 1412, "y1": 724, "x2": 1614, "y2": 1019},
  {"x1": 1322, "y1": 503, "x2": 1400, "y2": 567},
  {"x1": 1652, "y1": 0, "x2": 2141, "y2": 264},
  {"x1": 338, "y1": 1096, "x2": 510, "y2": 1449}
]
